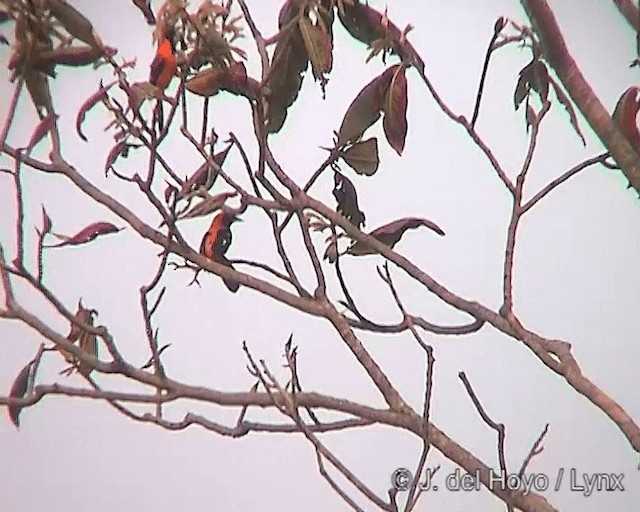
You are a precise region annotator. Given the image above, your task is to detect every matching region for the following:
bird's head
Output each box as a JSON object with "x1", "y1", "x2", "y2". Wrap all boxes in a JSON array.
[{"x1": 222, "y1": 210, "x2": 243, "y2": 226}]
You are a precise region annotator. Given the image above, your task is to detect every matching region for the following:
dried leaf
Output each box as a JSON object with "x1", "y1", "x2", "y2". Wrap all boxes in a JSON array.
[
  {"x1": 264, "y1": 29, "x2": 309, "y2": 133},
  {"x1": 347, "y1": 217, "x2": 445, "y2": 256},
  {"x1": 612, "y1": 86, "x2": 640, "y2": 153},
  {"x1": 7, "y1": 362, "x2": 32, "y2": 428},
  {"x1": 76, "y1": 80, "x2": 115, "y2": 141},
  {"x1": 333, "y1": 172, "x2": 366, "y2": 229},
  {"x1": 49, "y1": 0, "x2": 103, "y2": 50},
  {"x1": 323, "y1": 233, "x2": 338, "y2": 263},
  {"x1": 550, "y1": 79, "x2": 586, "y2": 146},
  {"x1": 298, "y1": 16, "x2": 333, "y2": 90},
  {"x1": 339, "y1": 138, "x2": 379, "y2": 175},
  {"x1": 25, "y1": 113, "x2": 58, "y2": 154},
  {"x1": 382, "y1": 65, "x2": 408, "y2": 155},
  {"x1": 177, "y1": 145, "x2": 231, "y2": 199},
  {"x1": 24, "y1": 69, "x2": 52, "y2": 113},
  {"x1": 63, "y1": 301, "x2": 98, "y2": 376},
  {"x1": 530, "y1": 60, "x2": 549, "y2": 103},
  {"x1": 186, "y1": 62, "x2": 258, "y2": 99},
  {"x1": 132, "y1": 0, "x2": 155, "y2": 24},
  {"x1": 44, "y1": 222, "x2": 122, "y2": 248},
  {"x1": 337, "y1": 65, "x2": 397, "y2": 145}
]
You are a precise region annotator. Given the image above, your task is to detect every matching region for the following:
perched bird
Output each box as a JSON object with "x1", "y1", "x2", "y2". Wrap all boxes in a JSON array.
[
  {"x1": 149, "y1": 37, "x2": 177, "y2": 91},
  {"x1": 347, "y1": 217, "x2": 445, "y2": 256},
  {"x1": 200, "y1": 211, "x2": 242, "y2": 292}
]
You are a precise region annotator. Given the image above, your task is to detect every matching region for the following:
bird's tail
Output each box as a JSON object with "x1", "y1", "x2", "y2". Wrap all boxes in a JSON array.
[{"x1": 218, "y1": 254, "x2": 239, "y2": 293}]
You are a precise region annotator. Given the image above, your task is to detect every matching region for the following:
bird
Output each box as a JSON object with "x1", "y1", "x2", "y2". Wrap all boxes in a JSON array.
[
  {"x1": 347, "y1": 217, "x2": 445, "y2": 256},
  {"x1": 200, "y1": 211, "x2": 242, "y2": 292},
  {"x1": 149, "y1": 37, "x2": 177, "y2": 91}
]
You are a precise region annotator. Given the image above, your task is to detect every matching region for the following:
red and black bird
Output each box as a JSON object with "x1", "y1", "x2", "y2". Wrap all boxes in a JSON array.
[
  {"x1": 149, "y1": 37, "x2": 177, "y2": 91},
  {"x1": 200, "y1": 211, "x2": 242, "y2": 292}
]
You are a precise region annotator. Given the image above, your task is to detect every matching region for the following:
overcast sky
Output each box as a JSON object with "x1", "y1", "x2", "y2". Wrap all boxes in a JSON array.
[{"x1": 1, "y1": 1, "x2": 640, "y2": 511}]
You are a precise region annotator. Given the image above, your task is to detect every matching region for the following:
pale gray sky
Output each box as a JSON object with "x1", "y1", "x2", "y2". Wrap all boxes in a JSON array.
[{"x1": 1, "y1": 1, "x2": 640, "y2": 511}]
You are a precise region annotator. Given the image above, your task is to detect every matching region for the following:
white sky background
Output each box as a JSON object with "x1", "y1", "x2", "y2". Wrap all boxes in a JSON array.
[{"x1": 1, "y1": 0, "x2": 640, "y2": 511}]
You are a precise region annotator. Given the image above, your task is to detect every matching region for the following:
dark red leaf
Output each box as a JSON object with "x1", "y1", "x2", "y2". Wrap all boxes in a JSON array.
[
  {"x1": 382, "y1": 66, "x2": 408, "y2": 155},
  {"x1": 337, "y1": 65, "x2": 398, "y2": 145},
  {"x1": 44, "y1": 222, "x2": 122, "y2": 248},
  {"x1": 333, "y1": 172, "x2": 366, "y2": 229},
  {"x1": 76, "y1": 80, "x2": 115, "y2": 141},
  {"x1": 8, "y1": 362, "x2": 32, "y2": 428},
  {"x1": 104, "y1": 141, "x2": 127, "y2": 175},
  {"x1": 612, "y1": 86, "x2": 640, "y2": 153},
  {"x1": 347, "y1": 217, "x2": 445, "y2": 256},
  {"x1": 25, "y1": 113, "x2": 58, "y2": 154}
]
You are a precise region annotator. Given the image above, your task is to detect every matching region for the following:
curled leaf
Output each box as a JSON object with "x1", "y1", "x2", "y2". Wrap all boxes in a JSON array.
[
  {"x1": 49, "y1": 0, "x2": 103, "y2": 50},
  {"x1": 339, "y1": 138, "x2": 379, "y2": 175},
  {"x1": 347, "y1": 217, "x2": 445, "y2": 256},
  {"x1": 550, "y1": 80, "x2": 585, "y2": 146},
  {"x1": 186, "y1": 62, "x2": 259, "y2": 99},
  {"x1": 7, "y1": 362, "x2": 32, "y2": 428},
  {"x1": 25, "y1": 113, "x2": 58, "y2": 154},
  {"x1": 333, "y1": 172, "x2": 366, "y2": 229},
  {"x1": 337, "y1": 65, "x2": 397, "y2": 145},
  {"x1": 104, "y1": 140, "x2": 128, "y2": 174},
  {"x1": 44, "y1": 222, "x2": 122, "y2": 248},
  {"x1": 612, "y1": 86, "x2": 640, "y2": 153},
  {"x1": 76, "y1": 80, "x2": 115, "y2": 141},
  {"x1": 382, "y1": 65, "x2": 408, "y2": 155}
]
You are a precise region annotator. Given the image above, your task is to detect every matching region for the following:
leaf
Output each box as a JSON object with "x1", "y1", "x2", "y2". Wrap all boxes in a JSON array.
[
  {"x1": 550, "y1": 79, "x2": 586, "y2": 146},
  {"x1": 264, "y1": 29, "x2": 309, "y2": 133},
  {"x1": 24, "y1": 69, "x2": 52, "y2": 114},
  {"x1": 104, "y1": 140, "x2": 130, "y2": 174},
  {"x1": 44, "y1": 222, "x2": 122, "y2": 248},
  {"x1": 337, "y1": 65, "x2": 397, "y2": 145},
  {"x1": 37, "y1": 45, "x2": 115, "y2": 69},
  {"x1": 177, "y1": 144, "x2": 231, "y2": 199},
  {"x1": 513, "y1": 72, "x2": 529, "y2": 110},
  {"x1": 76, "y1": 80, "x2": 115, "y2": 141},
  {"x1": 298, "y1": 16, "x2": 333, "y2": 91},
  {"x1": 339, "y1": 138, "x2": 379, "y2": 175},
  {"x1": 132, "y1": 0, "x2": 156, "y2": 25},
  {"x1": 48, "y1": 0, "x2": 103, "y2": 50},
  {"x1": 333, "y1": 171, "x2": 366, "y2": 229},
  {"x1": 529, "y1": 60, "x2": 549, "y2": 103},
  {"x1": 186, "y1": 62, "x2": 259, "y2": 99},
  {"x1": 25, "y1": 113, "x2": 58, "y2": 154},
  {"x1": 347, "y1": 217, "x2": 445, "y2": 256},
  {"x1": 323, "y1": 233, "x2": 338, "y2": 263},
  {"x1": 169, "y1": 191, "x2": 237, "y2": 224},
  {"x1": 7, "y1": 362, "x2": 32, "y2": 428},
  {"x1": 612, "y1": 86, "x2": 640, "y2": 153},
  {"x1": 41, "y1": 205, "x2": 52, "y2": 234},
  {"x1": 382, "y1": 65, "x2": 408, "y2": 155}
]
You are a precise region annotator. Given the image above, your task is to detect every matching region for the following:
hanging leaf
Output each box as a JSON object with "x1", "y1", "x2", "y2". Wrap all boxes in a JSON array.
[
  {"x1": 7, "y1": 362, "x2": 32, "y2": 428},
  {"x1": 337, "y1": 65, "x2": 397, "y2": 145},
  {"x1": 264, "y1": 27, "x2": 309, "y2": 133},
  {"x1": 44, "y1": 222, "x2": 122, "y2": 248},
  {"x1": 550, "y1": 79, "x2": 586, "y2": 146},
  {"x1": 323, "y1": 232, "x2": 339, "y2": 263},
  {"x1": 333, "y1": 172, "x2": 366, "y2": 229},
  {"x1": 514, "y1": 58, "x2": 549, "y2": 111},
  {"x1": 513, "y1": 72, "x2": 529, "y2": 110},
  {"x1": 339, "y1": 138, "x2": 379, "y2": 175},
  {"x1": 24, "y1": 69, "x2": 52, "y2": 114},
  {"x1": 298, "y1": 16, "x2": 333, "y2": 93},
  {"x1": 612, "y1": 86, "x2": 640, "y2": 153},
  {"x1": 63, "y1": 301, "x2": 99, "y2": 376},
  {"x1": 347, "y1": 217, "x2": 445, "y2": 256},
  {"x1": 382, "y1": 65, "x2": 408, "y2": 155},
  {"x1": 48, "y1": 0, "x2": 104, "y2": 50},
  {"x1": 76, "y1": 80, "x2": 115, "y2": 141},
  {"x1": 132, "y1": 0, "x2": 156, "y2": 25}
]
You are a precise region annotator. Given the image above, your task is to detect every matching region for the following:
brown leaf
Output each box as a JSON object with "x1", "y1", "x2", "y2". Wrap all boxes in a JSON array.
[
  {"x1": 44, "y1": 222, "x2": 122, "y2": 248},
  {"x1": 382, "y1": 65, "x2": 408, "y2": 155},
  {"x1": 7, "y1": 362, "x2": 32, "y2": 428},
  {"x1": 612, "y1": 86, "x2": 640, "y2": 153},
  {"x1": 177, "y1": 144, "x2": 231, "y2": 199},
  {"x1": 278, "y1": 0, "x2": 303, "y2": 28},
  {"x1": 347, "y1": 217, "x2": 445, "y2": 256},
  {"x1": 76, "y1": 80, "x2": 115, "y2": 141},
  {"x1": 339, "y1": 137, "x2": 379, "y2": 175},
  {"x1": 333, "y1": 172, "x2": 366, "y2": 229},
  {"x1": 514, "y1": 59, "x2": 549, "y2": 110},
  {"x1": 186, "y1": 62, "x2": 259, "y2": 99},
  {"x1": 337, "y1": 65, "x2": 397, "y2": 145},
  {"x1": 24, "y1": 69, "x2": 52, "y2": 113},
  {"x1": 298, "y1": 16, "x2": 333, "y2": 91},
  {"x1": 323, "y1": 233, "x2": 338, "y2": 263},
  {"x1": 25, "y1": 113, "x2": 58, "y2": 154},
  {"x1": 48, "y1": 0, "x2": 103, "y2": 50},
  {"x1": 513, "y1": 71, "x2": 529, "y2": 110},
  {"x1": 550, "y1": 79, "x2": 585, "y2": 146},
  {"x1": 104, "y1": 140, "x2": 129, "y2": 174},
  {"x1": 37, "y1": 45, "x2": 114, "y2": 68},
  {"x1": 132, "y1": 0, "x2": 156, "y2": 25},
  {"x1": 264, "y1": 30, "x2": 309, "y2": 133},
  {"x1": 63, "y1": 301, "x2": 98, "y2": 376}
]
